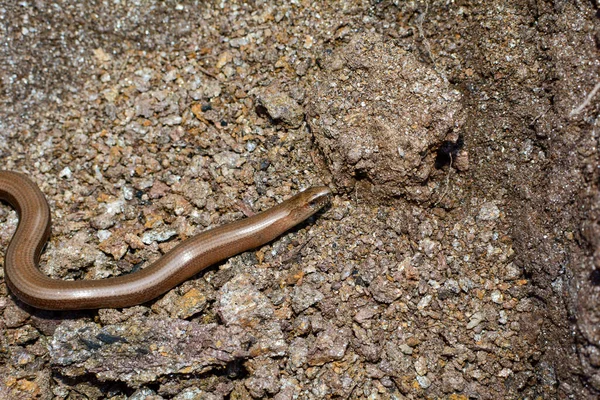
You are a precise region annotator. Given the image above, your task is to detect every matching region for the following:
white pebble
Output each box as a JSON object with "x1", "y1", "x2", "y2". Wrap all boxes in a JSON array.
[
  {"x1": 417, "y1": 295, "x2": 432, "y2": 310},
  {"x1": 490, "y1": 290, "x2": 503, "y2": 304},
  {"x1": 478, "y1": 202, "x2": 500, "y2": 221},
  {"x1": 59, "y1": 166, "x2": 72, "y2": 179},
  {"x1": 97, "y1": 230, "x2": 112, "y2": 241},
  {"x1": 416, "y1": 375, "x2": 431, "y2": 389}
]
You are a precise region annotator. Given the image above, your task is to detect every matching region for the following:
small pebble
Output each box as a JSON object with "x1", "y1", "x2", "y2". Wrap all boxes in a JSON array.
[
  {"x1": 478, "y1": 202, "x2": 500, "y2": 221},
  {"x1": 416, "y1": 375, "x2": 432, "y2": 389}
]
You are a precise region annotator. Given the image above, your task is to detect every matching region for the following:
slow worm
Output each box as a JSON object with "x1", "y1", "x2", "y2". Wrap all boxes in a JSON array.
[{"x1": 0, "y1": 171, "x2": 331, "y2": 310}]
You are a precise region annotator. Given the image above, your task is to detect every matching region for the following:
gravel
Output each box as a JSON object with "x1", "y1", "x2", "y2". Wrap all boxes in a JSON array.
[{"x1": 1, "y1": 0, "x2": 599, "y2": 399}]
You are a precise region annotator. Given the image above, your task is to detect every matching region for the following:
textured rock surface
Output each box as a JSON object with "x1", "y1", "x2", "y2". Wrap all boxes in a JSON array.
[
  {"x1": 308, "y1": 33, "x2": 463, "y2": 201},
  {"x1": 50, "y1": 319, "x2": 249, "y2": 385}
]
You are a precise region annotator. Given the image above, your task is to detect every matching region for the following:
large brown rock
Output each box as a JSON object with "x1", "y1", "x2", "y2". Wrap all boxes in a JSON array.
[{"x1": 307, "y1": 33, "x2": 464, "y2": 201}]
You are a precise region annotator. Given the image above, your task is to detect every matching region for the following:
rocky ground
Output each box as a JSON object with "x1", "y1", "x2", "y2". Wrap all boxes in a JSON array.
[{"x1": 0, "y1": 0, "x2": 599, "y2": 399}]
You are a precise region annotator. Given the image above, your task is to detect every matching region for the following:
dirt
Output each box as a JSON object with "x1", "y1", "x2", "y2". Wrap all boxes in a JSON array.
[{"x1": 0, "y1": 0, "x2": 599, "y2": 399}]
